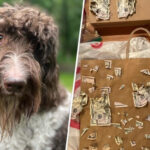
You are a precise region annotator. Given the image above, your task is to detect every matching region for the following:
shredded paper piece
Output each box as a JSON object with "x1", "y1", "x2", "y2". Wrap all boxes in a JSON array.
[
  {"x1": 71, "y1": 92, "x2": 88, "y2": 119},
  {"x1": 118, "y1": 0, "x2": 136, "y2": 18},
  {"x1": 114, "y1": 102, "x2": 128, "y2": 108},
  {"x1": 87, "y1": 132, "x2": 97, "y2": 141},
  {"x1": 90, "y1": 0, "x2": 110, "y2": 20},
  {"x1": 132, "y1": 83, "x2": 150, "y2": 108}
]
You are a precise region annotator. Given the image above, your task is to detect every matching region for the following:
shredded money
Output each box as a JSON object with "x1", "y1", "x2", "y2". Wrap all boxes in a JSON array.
[
  {"x1": 132, "y1": 83, "x2": 150, "y2": 108},
  {"x1": 81, "y1": 128, "x2": 89, "y2": 137},
  {"x1": 104, "y1": 60, "x2": 112, "y2": 69},
  {"x1": 87, "y1": 132, "x2": 97, "y2": 141},
  {"x1": 124, "y1": 127, "x2": 134, "y2": 134},
  {"x1": 119, "y1": 84, "x2": 125, "y2": 90},
  {"x1": 71, "y1": 92, "x2": 88, "y2": 119},
  {"x1": 90, "y1": 94, "x2": 111, "y2": 126},
  {"x1": 83, "y1": 64, "x2": 88, "y2": 68},
  {"x1": 121, "y1": 119, "x2": 128, "y2": 126},
  {"x1": 111, "y1": 123, "x2": 122, "y2": 129},
  {"x1": 114, "y1": 67, "x2": 122, "y2": 77},
  {"x1": 90, "y1": 0, "x2": 110, "y2": 20},
  {"x1": 140, "y1": 69, "x2": 150, "y2": 76},
  {"x1": 102, "y1": 144, "x2": 110, "y2": 150},
  {"x1": 89, "y1": 143, "x2": 98, "y2": 150},
  {"x1": 82, "y1": 76, "x2": 95, "y2": 85},
  {"x1": 146, "y1": 115, "x2": 150, "y2": 121},
  {"x1": 90, "y1": 65, "x2": 99, "y2": 73},
  {"x1": 101, "y1": 87, "x2": 111, "y2": 94},
  {"x1": 136, "y1": 120, "x2": 143, "y2": 129},
  {"x1": 107, "y1": 74, "x2": 114, "y2": 80},
  {"x1": 118, "y1": 0, "x2": 136, "y2": 18},
  {"x1": 115, "y1": 136, "x2": 123, "y2": 146},
  {"x1": 141, "y1": 147, "x2": 150, "y2": 150},
  {"x1": 114, "y1": 102, "x2": 128, "y2": 108},
  {"x1": 128, "y1": 118, "x2": 133, "y2": 122},
  {"x1": 145, "y1": 134, "x2": 150, "y2": 139},
  {"x1": 130, "y1": 141, "x2": 136, "y2": 147}
]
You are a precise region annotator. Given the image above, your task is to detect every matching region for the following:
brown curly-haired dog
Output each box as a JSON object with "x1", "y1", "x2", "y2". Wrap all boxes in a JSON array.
[{"x1": 0, "y1": 3, "x2": 70, "y2": 150}]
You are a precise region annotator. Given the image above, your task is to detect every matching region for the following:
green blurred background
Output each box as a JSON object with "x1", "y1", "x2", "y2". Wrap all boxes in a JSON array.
[{"x1": 0, "y1": 0, "x2": 83, "y2": 91}]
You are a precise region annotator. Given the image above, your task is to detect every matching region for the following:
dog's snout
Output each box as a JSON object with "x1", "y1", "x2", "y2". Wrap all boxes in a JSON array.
[{"x1": 4, "y1": 78, "x2": 26, "y2": 93}]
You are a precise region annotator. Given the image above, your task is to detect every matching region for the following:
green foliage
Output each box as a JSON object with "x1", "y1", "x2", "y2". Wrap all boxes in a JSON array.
[{"x1": 60, "y1": 72, "x2": 74, "y2": 91}]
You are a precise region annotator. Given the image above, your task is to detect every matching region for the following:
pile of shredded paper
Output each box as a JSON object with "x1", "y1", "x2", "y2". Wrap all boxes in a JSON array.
[
  {"x1": 90, "y1": 0, "x2": 110, "y2": 20},
  {"x1": 118, "y1": 0, "x2": 136, "y2": 18}
]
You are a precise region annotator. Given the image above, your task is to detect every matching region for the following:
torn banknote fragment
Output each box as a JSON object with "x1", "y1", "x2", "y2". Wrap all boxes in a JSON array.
[
  {"x1": 140, "y1": 69, "x2": 150, "y2": 76},
  {"x1": 101, "y1": 87, "x2": 111, "y2": 94},
  {"x1": 90, "y1": 0, "x2": 110, "y2": 20},
  {"x1": 90, "y1": 65, "x2": 99, "y2": 73},
  {"x1": 104, "y1": 60, "x2": 112, "y2": 69},
  {"x1": 87, "y1": 132, "x2": 97, "y2": 141},
  {"x1": 132, "y1": 83, "x2": 150, "y2": 108},
  {"x1": 115, "y1": 136, "x2": 123, "y2": 146},
  {"x1": 81, "y1": 128, "x2": 89, "y2": 137},
  {"x1": 82, "y1": 76, "x2": 95, "y2": 85},
  {"x1": 90, "y1": 93, "x2": 111, "y2": 126},
  {"x1": 114, "y1": 67, "x2": 122, "y2": 77},
  {"x1": 71, "y1": 92, "x2": 88, "y2": 119},
  {"x1": 118, "y1": 0, "x2": 136, "y2": 18}
]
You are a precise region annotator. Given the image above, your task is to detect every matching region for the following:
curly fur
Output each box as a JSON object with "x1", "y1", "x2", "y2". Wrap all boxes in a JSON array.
[{"x1": 0, "y1": 3, "x2": 70, "y2": 150}]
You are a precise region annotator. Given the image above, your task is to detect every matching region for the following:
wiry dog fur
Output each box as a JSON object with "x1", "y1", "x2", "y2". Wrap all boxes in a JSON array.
[{"x1": 0, "y1": 3, "x2": 70, "y2": 150}]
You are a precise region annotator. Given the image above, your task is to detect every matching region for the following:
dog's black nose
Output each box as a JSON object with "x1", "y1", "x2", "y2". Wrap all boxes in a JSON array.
[{"x1": 4, "y1": 79, "x2": 26, "y2": 93}]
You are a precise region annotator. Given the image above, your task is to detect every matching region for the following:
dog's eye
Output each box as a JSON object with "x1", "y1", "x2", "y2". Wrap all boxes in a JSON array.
[
  {"x1": 0, "y1": 34, "x2": 3, "y2": 42},
  {"x1": 0, "y1": 35, "x2": 3, "y2": 40}
]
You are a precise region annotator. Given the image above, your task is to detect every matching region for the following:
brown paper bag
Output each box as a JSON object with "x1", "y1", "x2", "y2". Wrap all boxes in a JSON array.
[{"x1": 80, "y1": 28, "x2": 150, "y2": 150}]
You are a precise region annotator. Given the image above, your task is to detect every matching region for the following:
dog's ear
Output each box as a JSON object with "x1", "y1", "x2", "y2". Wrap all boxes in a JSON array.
[{"x1": 24, "y1": 8, "x2": 60, "y2": 109}]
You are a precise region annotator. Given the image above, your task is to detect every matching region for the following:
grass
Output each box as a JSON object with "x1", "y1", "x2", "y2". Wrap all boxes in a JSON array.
[{"x1": 59, "y1": 72, "x2": 74, "y2": 92}]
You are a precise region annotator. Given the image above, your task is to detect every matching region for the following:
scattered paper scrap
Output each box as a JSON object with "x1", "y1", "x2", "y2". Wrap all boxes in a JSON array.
[
  {"x1": 114, "y1": 67, "x2": 122, "y2": 77},
  {"x1": 87, "y1": 132, "x2": 97, "y2": 141},
  {"x1": 115, "y1": 136, "x2": 123, "y2": 146},
  {"x1": 114, "y1": 102, "x2": 128, "y2": 108},
  {"x1": 128, "y1": 118, "x2": 133, "y2": 122},
  {"x1": 89, "y1": 143, "x2": 98, "y2": 150},
  {"x1": 124, "y1": 127, "x2": 134, "y2": 134},
  {"x1": 81, "y1": 128, "x2": 89, "y2": 137},
  {"x1": 104, "y1": 60, "x2": 112, "y2": 69},
  {"x1": 136, "y1": 115, "x2": 140, "y2": 119},
  {"x1": 132, "y1": 83, "x2": 150, "y2": 108},
  {"x1": 121, "y1": 119, "x2": 128, "y2": 126},
  {"x1": 141, "y1": 147, "x2": 150, "y2": 150},
  {"x1": 145, "y1": 134, "x2": 150, "y2": 140},
  {"x1": 101, "y1": 87, "x2": 111, "y2": 94},
  {"x1": 90, "y1": 65, "x2": 99, "y2": 73},
  {"x1": 90, "y1": 0, "x2": 110, "y2": 20},
  {"x1": 136, "y1": 120, "x2": 143, "y2": 129},
  {"x1": 83, "y1": 64, "x2": 88, "y2": 68},
  {"x1": 118, "y1": 0, "x2": 136, "y2": 18},
  {"x1": 111, "y1": 123, "x2": 122, "y2": 129},
  {"x1": 102, "y1": 144, "x2": 110, "y2": 150},
  {"x1": 82, "y1": 76, "x2": 95, "y2": 85},
  {"x1": 107, "y1": 74, "x2": 114, "y2": 80},
  {"x1": 140, "y1": 69, "x2": 150, "y2": 76},
  {"x1": 130, "y1": 141, "x2": 136, "y2": 147},
  {"x1": 146, "y1": 115, "x2": 150, "y2": 121},
  {"x1": 119, "y1": 84, "x2": 125, "y2": 90}
]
